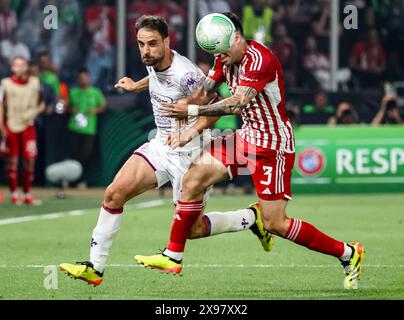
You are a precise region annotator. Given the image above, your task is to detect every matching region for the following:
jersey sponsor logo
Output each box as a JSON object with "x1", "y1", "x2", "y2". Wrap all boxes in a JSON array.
[
  {"x1": 150, "y1": 91, "x2": 175, "y2": 105},
  {"x1": 297, "y1": 148, "x2": 326, "y2": 176}
]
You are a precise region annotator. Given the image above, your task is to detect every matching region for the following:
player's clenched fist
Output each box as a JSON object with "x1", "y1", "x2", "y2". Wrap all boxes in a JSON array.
[{"x1": 115, "y1": 77, "x2": 137, "y2": 91}]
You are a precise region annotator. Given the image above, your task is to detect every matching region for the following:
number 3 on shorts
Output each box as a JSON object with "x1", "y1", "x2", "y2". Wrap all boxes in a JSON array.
[{"x1": 260, "y1": 166, "x2": 273, "y2": 186}]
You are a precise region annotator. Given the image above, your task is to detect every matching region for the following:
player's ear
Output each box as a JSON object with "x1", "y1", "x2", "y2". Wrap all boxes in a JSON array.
[
  {"x1": 234, "y1": 31, "x2": 242, "y2": 44},
  {"x1": 164, "y1": 36, "x2": 170, "y2": 49}
]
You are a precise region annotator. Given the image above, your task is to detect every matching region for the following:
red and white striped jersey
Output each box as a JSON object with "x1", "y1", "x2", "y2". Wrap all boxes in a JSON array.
[{"x1": 208, "y1": 40, "x2": 295, "y2": 152}]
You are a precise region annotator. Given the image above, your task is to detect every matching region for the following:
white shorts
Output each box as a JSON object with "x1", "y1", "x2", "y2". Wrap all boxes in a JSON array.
[{"x1": 134, "y1": 138, "x2": 210, "y2": 204}]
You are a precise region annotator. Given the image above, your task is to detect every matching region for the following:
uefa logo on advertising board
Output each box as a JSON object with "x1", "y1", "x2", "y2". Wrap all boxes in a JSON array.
[{"x1": 297, "y1": 148, "x2": 326, "y2": 177}]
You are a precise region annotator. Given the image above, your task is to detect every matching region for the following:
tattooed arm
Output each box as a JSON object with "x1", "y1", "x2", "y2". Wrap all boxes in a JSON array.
[
  {"x1": 161, "y1": 86, "x2": 258, "y2": 118},
  {"x1": 196, "y1": 86, "x2": 258, "y2": 116}
]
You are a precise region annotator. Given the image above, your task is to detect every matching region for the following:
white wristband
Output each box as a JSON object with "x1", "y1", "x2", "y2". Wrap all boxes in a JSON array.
[{"x1": 188, "y1": 104, "x2": 199, "y2": 116}]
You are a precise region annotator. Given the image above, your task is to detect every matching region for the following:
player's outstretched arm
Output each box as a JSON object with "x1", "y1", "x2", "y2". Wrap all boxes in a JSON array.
[{"x1": 115, "y1": 76, "x2": 149, "y2": 93}]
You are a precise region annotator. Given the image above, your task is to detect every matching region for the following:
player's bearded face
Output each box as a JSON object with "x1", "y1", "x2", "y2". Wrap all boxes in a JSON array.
[{"x1": 137, "y1": 29, "x2": 166, "y2": 67}]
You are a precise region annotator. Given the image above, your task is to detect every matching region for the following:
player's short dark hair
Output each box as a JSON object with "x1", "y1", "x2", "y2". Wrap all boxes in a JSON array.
[
  {"x1": 135, "y1": 15, "x2": 169, "y2": 39},
  {"x1": 221, "y1": 12, "x2": 244, "y2": 36}
]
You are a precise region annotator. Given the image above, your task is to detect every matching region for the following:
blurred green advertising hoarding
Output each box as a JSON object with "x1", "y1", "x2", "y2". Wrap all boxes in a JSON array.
[{"x1": 293, "y1": 126, "x2": 404, "y2": 194}]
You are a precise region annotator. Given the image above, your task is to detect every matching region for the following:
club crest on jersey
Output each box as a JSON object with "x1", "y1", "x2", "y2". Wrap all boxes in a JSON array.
[
  {"x1": 181, "y1": 72, "x2": 203, "y2": 93},
  {"x1": 297, "y1": 148, "x2": 326, "y2": 176},
  {"x1": 165, "y1": 77, "x2": 175, "y2": 88}
]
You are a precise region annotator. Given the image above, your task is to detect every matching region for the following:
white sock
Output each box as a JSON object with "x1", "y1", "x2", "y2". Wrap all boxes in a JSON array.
[
  {"x1": 163, "y1": 248, "x2": 183, "y2": 262},
  {"x1": 90, "y1": 206, "x2": 123, "y2": 273},
  {"x1": 205, "y1": 208, "x2": 256, "y2": 236},
  {"x1": 340, "y1": 243, "x2": 353, "y2": 261}
]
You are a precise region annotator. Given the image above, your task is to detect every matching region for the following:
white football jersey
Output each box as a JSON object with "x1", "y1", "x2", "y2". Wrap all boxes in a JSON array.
[{"x1": 146, "y1": 50, "x2": 211, "y2": 152}]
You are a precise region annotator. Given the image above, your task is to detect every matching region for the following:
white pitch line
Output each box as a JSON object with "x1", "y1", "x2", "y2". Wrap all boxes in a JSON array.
[
  {"x1": 0, "y1": 264, "x2": 403, "y2": 269},
  {"x1": 0, "y1": 199, "x2": 167, "y2": 226}
]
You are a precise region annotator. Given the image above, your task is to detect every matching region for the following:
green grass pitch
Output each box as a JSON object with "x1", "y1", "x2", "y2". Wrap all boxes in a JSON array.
[{"x1": 0, "y1": 192, "x2": 403, "y2": 300}]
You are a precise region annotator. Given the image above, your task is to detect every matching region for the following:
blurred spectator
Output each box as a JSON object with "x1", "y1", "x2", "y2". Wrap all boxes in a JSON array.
[
  {"x1": 350, "y1": 28, "x2": 386, "y2": 88},
  {"x1": 37, "y1": 51, "x2": 61, "y2": 97},
  {"x1": 285, "y1": 0, "x2": 316, "y2": 41},
  {"x1": 242, "y1": 0, "x2": 283, "y2": 44},
  {"x1": 68, "y1": 68, "x2": 106, "y2": 187},
  {"x1": 378, "y1": 1, "x2": 404, "y2": 83},
  {"x1": 270, "y1": 23, "x2": 297, "y2": 88},
  {"x1": 301, "y1": 90, "x2": 335, "y2": 124},
  {"x1": 303, "y1": 35, "x2": 351, "y2": 91},
  {"x1": 372, "y1": 95, "x2": 403, "y2": 125},
  {"x1": 0, "y1": 0, "x2": 17, "y2": 41},
  {"x1": 311, "y1": 0, "x2": 343, "y2": 52},
  {"x1": 0, "y1": 56, "x2": 45, "y2": 205},
  {"x1": 31, "y1": 61, "x2": 70, "y2": 173},
  {"x1": 0, "y1": 28, "x2": 30, "y2": 65},
  {"x1": 85, "y1": 0, "x2": 116, "y2": 93},
  {"x1": 126, "y1": 0, "x2": 186, "y2": 78},
  {"x1": 128, "y1": 0, "x2": 186, "y2": 50},
  {"x1": 48, "y1": 0, "x2": 83, "y2": 87},
  {"x1": 328, "y1": 102, "x2": 359, "y2": 125},
  {"x1": 18, "y1": 0, "x2": 44, "y2": 55}
]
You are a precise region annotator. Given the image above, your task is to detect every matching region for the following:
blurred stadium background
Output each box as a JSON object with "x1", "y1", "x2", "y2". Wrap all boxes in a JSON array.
[{"x1": 0, "y1": 0, "x2": 403, "y2": 300}]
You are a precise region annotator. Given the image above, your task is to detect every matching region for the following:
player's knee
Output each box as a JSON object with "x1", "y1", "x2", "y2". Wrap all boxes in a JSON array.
[
  {"x1": 104, "y1": 184, "x2": 126, "y2": 208},
  {"x1": 182, "y1": 175, "x2": 206, "y2": 198}
]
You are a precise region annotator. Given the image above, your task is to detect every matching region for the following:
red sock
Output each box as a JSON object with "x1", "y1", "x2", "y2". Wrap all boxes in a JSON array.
[
  {"x1": 7, "y1": 168, "x2": 18, "y2": 193},
  {"x1": 166, "y1": 200, "x2": 204, "y2": 252},
  {"x1": 22, "y1": 170, "x2": 34, "y2": 194},
  {"x1": 286, "y1": 219, "x2": 345, "y2": 258}
]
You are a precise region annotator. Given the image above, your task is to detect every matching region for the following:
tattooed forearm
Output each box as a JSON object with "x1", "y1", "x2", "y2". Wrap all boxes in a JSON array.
[
  {"x1": 198, "y1": 100, "x2": 243, "y2": 116},
  {"x1": 196, "y1": 86, "x2": 258, "y2": 116},
  {"x1": 236, "y1": 86, "x2": 258, "y2": 103}
]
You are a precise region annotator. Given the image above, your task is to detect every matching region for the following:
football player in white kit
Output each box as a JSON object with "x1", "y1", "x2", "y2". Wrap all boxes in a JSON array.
[{"x1": 60, "y1": 15, "x2": 271, "y2": 286}]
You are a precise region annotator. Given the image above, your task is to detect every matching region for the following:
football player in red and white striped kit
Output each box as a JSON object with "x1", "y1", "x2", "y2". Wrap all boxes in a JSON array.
[{"x1": 135, "y1": 12, "x2": 364, "y2": 289}]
